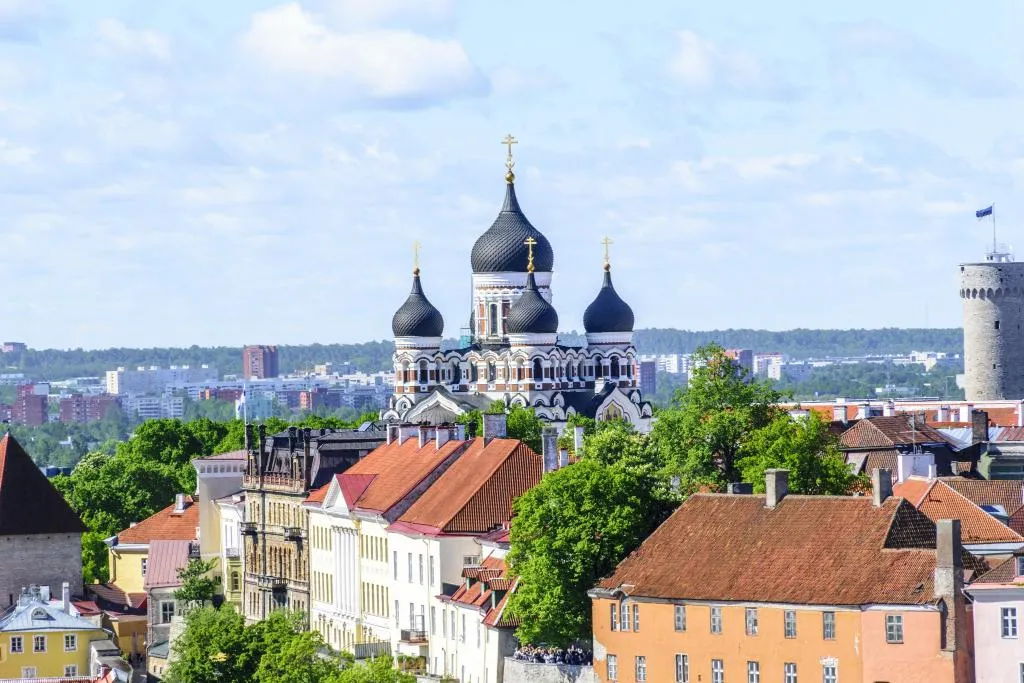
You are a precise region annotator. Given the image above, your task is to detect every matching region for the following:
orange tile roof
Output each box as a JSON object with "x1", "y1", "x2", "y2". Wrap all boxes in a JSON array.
[
  {"x1": 893, "y1": 477, "x2": 933, "y2": 506},
  {"x1": 598, "y1": 494, "x2": 975, "y2": 606},
  {"x1": 907, "y1": 480, "x2": 1023, "y2": 544},
  {"x1": 941, "y1": 478, "x2": 1024, "y2": 515},
  {"x1": 396, "y1": 438, "x2": 541, "y2": 534},
  {"x1": 840, "y1": 416, "x2": 952, "y2": 450},
  {"x1": 117, "y1": 497, "x2": 199, "y2": 544},
  {"x1": 0, "y1": 433, "x2": 86, "y2": 535},
  {"x1": 304, "y1": 481, "x2": 331, "y2": 506},
  {"x1": 448, "y1": 555, "x2": 519, "y2": 629},
  {"x1": 343, "y1": 436, "x2": 465, "y2": 514},
  {"x1": 972, "y1": 555, "x2": 1024, "y2": 585}
]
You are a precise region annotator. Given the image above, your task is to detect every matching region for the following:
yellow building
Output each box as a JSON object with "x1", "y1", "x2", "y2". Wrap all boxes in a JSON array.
[{"x1": 0, "y1": 584, "x2": 107, "y2": 680}]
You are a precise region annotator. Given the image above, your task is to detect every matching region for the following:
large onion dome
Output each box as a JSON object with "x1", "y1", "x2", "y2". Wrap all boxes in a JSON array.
[
  {"x1": 392, "y1": 270, "x2": 444, "y2": 337},
  {"x1": 506, "y1": 272, "x2": 559, "y2": 334},
  {"x1": 583, "y1": 265, "x2": 634, "y2": 333},
  {"x1": 470, "y1": 181, "x2": 554, "y2": 274}
]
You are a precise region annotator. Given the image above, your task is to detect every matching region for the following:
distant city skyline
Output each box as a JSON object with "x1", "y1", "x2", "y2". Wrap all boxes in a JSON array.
[{"x1": 1, "y1": 0, "x2": 1022, "y2": 348}]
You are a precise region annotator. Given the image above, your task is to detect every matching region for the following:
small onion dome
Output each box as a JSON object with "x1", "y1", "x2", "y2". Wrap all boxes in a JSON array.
[
  {"x1": 470, "y1": 181, "x2": 554, "y2": 274},
  {"x1": 583, "y1": 265, "x2": 634, "y2": 333},
  {"x1": 506, "y1": 272, "x2": 559, "y2": 334},
  {"x1": 392, "y1": 270, "x2": 444, "y2": 338}
]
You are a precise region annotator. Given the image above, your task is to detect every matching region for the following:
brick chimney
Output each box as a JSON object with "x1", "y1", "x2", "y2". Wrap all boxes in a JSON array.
[
  {"x1": 541, "y1": 427, "x2": 558, "y2": 473},
  {"x1": 971, "y1": 409, "x2": 989, "y2": 445},
  {"x1": 872, "y1": 468, "x2": 893, "y2": 507},
  {"x1": 483, "y1": 414, "x2": 507, "y2": 444},
  {"x1": 833, "y1": 398, "x2": 848, "y2": 425},
  {"x1": 934, "y1": 519, "x2": 965, "y2": 653},
  {"x1": 765, "y1": 469, "x2": 789, "y2": 508}
]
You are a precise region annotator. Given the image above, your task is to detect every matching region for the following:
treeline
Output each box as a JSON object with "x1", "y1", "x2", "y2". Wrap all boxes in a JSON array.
[{"x1": 634, "y1": 328, "x2": 963, "y2": 358}]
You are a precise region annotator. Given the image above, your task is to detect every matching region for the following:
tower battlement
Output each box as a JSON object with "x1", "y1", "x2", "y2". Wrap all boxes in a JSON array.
[{"x1": 960, "y1": 261, "x2": 1024, "y2": 400}]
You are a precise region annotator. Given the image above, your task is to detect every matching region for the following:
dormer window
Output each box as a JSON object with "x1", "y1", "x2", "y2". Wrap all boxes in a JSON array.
[
  {"x1": 1016, "y1": 556, "x2": 1024, "y2": 577},
  {"x1": 30, "y1": 608, "x2": 47, "y2": 620}
]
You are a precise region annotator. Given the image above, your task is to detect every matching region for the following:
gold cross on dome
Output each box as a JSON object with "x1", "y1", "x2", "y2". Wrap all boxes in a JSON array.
[
  {"x1": 601, "y1": 236, "x2": 613, "y2": 268},
  {"x1": 413, "y1": 240, "x2": 421, "y2": 275},
  {"x1": 524, "y1": 236, "x2": 537, "y2": 272},
  {"x1": 502, "y1": 134, "x2": 518, "y2": 182}
]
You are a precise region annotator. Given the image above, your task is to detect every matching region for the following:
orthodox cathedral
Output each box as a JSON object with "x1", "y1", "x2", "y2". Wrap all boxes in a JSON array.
[{"x1": 381, "y1": 138, "x2": 652, "y2": 432}]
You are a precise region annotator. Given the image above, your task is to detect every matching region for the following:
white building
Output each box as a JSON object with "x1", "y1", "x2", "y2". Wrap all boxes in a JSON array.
[
  {"x1": 120, "y1": 394, "x2": 184, "y2": 420},
  {"x1": 105, "y1": 365, "x2": 217, "y2": 396},
  {"x1": 968, "y1": 553, "x2": 1024, "y2": 682}
]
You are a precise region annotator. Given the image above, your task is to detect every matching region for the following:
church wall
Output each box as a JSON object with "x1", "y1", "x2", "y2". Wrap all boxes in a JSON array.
[{"x1": 0, "y1": 533, "x2": 82, "y2": 607}]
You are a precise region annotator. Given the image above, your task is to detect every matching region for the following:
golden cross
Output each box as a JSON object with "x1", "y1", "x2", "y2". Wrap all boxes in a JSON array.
[
  {"x1": 524, "y1": 236, "x2": 537, "y2": 272},
  {"x1": 502, "y1": 134, "x2": 518, "y2": 168},
  {"x1": 413, "y1": 240, "x2": 421, "y2": 274},
  {"x1": 601, "y1": 236, "x2": 613, "y2": 267}
]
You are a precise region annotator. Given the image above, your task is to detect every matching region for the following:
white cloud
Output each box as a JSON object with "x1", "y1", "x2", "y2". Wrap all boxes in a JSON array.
[
  {"x1": 489, "y1": 65, "x2": 563, "y2": 97},
  {"x1": 241, "y1": 3, "x2": 485, "y2": 102},
  {"x1": 0, "y1": 138, "x2": 35, "y2": 164},
  {"x1": 325, "y1": 0, "x2": 453, "y2": 28},
  {"x1": 665, "y1": 29, "x2": 801, "y2": 100},
  {"x1": 96, "y1": 19, "x2": 171, "y2": 61}
]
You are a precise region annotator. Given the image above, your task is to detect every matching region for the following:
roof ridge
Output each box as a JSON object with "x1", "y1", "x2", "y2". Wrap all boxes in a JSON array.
[
  {"x1": 440, "y1": 440, "x2": 522, "y2": 531},
  {"x1": 934, "y1": 480, "x2": 1024, "y2": 541}
]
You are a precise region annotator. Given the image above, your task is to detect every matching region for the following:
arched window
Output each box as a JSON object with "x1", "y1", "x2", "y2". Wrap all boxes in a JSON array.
[
  {"x1": 488, "y1": 362, "x2": 497, "y2": 383},
  {"x1": 451, "y1": 361, "x2": 461, "y2": 384},
  {"x1": 533, "y1": 358, "x2": 543, "y2": 381},
  {"x1": 594, "y1": 355, "x2": 604, "y2": 378},
  {"x1": 231, "y1": 572, "x2": 240, "y2": 592},
  {"x1": 489, "y1": 303, "x2": 499, "y2": 336},
  {"x1": 626, "y1": 360, "x2": 634, "y2": 378},
  {"x1": 418, "y1": 360, "x2": 429, "y2": 384},
  {"x1": 577, "y1": 361, "x2": 585, "y2": 379},
  {"x1": 610, "y1": 357, "x2": 620, "y2": 378},
  {"x1": 470, "y1": 362, "x2": 479, "y2": 383}
]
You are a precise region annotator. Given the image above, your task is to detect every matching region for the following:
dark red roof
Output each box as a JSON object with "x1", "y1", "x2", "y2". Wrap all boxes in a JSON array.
[
  {"x1": 840, "y1": 416, "x2": 953, "y2": 450},
  {"x1": 0, "y1": 433, "x2": 86, "y2": 535},
  {"x1": 117, "y1": 497, "x2": 198, "y2": 544}
]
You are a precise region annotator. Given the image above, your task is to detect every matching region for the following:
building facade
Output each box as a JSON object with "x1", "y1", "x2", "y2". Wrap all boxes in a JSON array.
[
  {"x1": 968, "y1": 552, "x2": 1024, "y2": 682},
  {"x1": 243, "y1": 345, "x2": 280, "y2": 380},
  {"x1": 382, "y1": 145, "x2": 652, "y2": 431},
  {"x1": 960, "y1": 257, "x2": 1024, "y2": 401},
  {"x1": 12, "y1": 383, "x2": 48, "y2": 425}
]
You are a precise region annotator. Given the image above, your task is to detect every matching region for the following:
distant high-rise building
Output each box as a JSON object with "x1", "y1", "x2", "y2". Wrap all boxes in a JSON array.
[
  {"x1": 639, "y1": 359, "x2": 657, "y2": 396},
  {"x1": 243, "y1": 345, "x2": 279, "y2": 380},
  {"x1": 1, "y1": 342, "x2": 26, "y2": 353},
  {"x1": 105, "y1": 365, "x2": 217, "y2": 395},
  {"x1": 12, "y1": 384, "x2": 47, "y2": 426},
  {"x1": 724, "y1": 349, "x2": 754, "y2": 376},
  {"x1": 59, "y1": 394, "x2": 119, "y2": 424}
]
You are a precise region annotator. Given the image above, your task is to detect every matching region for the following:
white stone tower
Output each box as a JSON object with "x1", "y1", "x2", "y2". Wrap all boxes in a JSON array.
[{"x1": 960, "y1": 249, "x2": 1024, "y2": 400}]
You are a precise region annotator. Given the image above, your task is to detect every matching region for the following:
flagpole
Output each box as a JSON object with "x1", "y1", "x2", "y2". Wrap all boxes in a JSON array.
[{"x1": 992, "y1": 203, "x2": 997, "y2": 255}]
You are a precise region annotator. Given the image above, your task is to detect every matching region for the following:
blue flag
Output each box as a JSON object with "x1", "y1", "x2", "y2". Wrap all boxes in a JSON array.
[{"x1": 977, "y1": 205, "x2": 994, "y2": 219}]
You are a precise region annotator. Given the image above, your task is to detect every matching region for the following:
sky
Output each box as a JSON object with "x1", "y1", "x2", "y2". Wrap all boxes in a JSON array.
[{"x1": 1, "y1": 0, "x2": 1023, "y2": 349}]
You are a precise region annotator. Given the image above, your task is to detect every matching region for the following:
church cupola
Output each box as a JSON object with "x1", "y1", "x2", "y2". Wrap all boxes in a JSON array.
[
  {"x1": 470, "y1": 135, "x2": 554, "y2": 275},
  {"x1": 506, "y1": 238, "x2": 559, "y2": 347},
  {"x1": 584, "y1": 239, "x2": 634, "y2": 344},
  {"x1": 392, "y1": 255, "x2": 444, "y2": 343}
]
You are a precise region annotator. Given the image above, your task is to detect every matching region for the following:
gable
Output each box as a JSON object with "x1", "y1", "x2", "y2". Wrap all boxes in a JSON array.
[{"x1": 0, "y1": 434, "x2": 86, "y2": 535}]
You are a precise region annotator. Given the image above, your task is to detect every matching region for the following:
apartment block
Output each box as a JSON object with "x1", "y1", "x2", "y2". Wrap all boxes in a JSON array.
[{"x1": 242, "y1": 345, "x2": 279, "y2": 380}]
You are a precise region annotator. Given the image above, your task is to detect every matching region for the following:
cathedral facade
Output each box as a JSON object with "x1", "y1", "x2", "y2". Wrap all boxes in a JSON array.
[{"x1": 381, "y1": 143, "x2": 652, "y2": 432}]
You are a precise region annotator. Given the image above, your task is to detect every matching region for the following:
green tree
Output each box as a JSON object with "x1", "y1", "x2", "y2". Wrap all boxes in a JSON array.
[
  {"x1": 651, "y1": 344, "x2": 782, "y2": 488},
  {"x1": 174, "y1": 558, "x2": 218, "y2": 611},
  {"x1": 165, "y1": 605, "x2": 253, "y2": 683},
  {"x1": 506, "y1": 429, "x2": 676, "y2": 645},
  {"x1": 328, "y1": 657, "x2": 415, "y2": 683},
  {"x1": 505, "y1": 405, "x2": 543, "y2": 453},
  {"x1": 737, "y1": 411, "x2": 857, "y2": 495}
]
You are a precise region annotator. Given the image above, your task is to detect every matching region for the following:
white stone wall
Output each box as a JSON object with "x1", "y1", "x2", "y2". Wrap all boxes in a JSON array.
[
  {"x1": 500, "y1": 659, "x2": 596, "y2": 683},
  {"x1": 0, "y1": 533, "x2": 82, "y2": 607},
  {"x1": 961, "y1": 262, "x2": 1024, "y2": 400}
]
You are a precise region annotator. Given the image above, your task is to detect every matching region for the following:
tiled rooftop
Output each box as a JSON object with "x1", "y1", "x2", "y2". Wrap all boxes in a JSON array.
[
  {"x1": 0, "y1": 433, "x2": 86, "y2": 535},
  {"x1": 117, "y1": 497, "x2": 198, "y2": 544},
  {"x1": 894, "y1": 478, "x2": 1024, "y2": 545},
  {"x1": 343, "y1": 436, "x2": 465, "y2": 513}
]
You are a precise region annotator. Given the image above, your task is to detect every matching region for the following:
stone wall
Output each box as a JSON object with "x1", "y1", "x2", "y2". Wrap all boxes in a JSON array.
[
  {"x1": 960, "y1": 262, "x2": 1024, "y2": 400},
  {"x1": 500, "y1": 658, "x2": 596, "y2": 683},
  {"x1": 0, "y1": 532, "x2": 82, "y2": 607}
]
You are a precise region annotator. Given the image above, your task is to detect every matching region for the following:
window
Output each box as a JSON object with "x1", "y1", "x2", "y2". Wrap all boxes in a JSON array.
[
  {"x1": 161, "y1": 601, "x2": 175, "y2": 624},
  {"x1": 450, "y1": 611, "x2": 455, "y2": 638},
  {"x1": 608, "y1": 655, "x2": 618, "y2": 681},
  {"x1": 712, "y1": 659, "x2": 724, "y2": 683},
  {"x1": 419, "y1": 554, "x2": 424, "y2": 584},
  {"x1": 10, "y1": 636, "x2": 22, "y2": 653},
  {"x1": 393, "y1": 551, "x2": 398, "y2": 580},
  {"x1": 231, "y1": 572, "x2": 240, "y2": 592},
  {"x1": 748, "y1": 661, "x2": 760, "y2": 683},
  {"x1": 886, "y1": 614, "x2": 904, "y2": 643},
  {"x1": 674, "y1": 604, "x2": 686, "y2": 632},
  {"x1": 64, "y1": 665, "x2": 78, "y2": 677},
  {"x1": 477, "y1": 623, "x2": 481, "y2": 646},
  {"x1": 141, "y1": 558, "x2": 148, "y2": 577},
  {"x1": 64, "y1": 634, "x2": 77, "y2": 651},
  {"x1": 822, "y1": 611, "x2": 836, "y2": 640},
  {"x1": 710, "y1": 606, "x2": 723, "y2": 634},
  {"x1": 409, "y1": 603, "x2": 416, "y2": 629},
  {"x1": 675, "y1": 654, "x2": 688, "y2": 683},
  {"x1": 429, "y1": 556, "x2": 436, "y2": 586},
  {"x1": 489, "y1": 304, "x2": 498, "y2": 336},
  {"x1": 784, "y1": 610, "x2": 797, "y2": 638},
  {"x1": 633, "y1": 603, "x2": 640, "y2": 631},
  {"x1": 1017, "y1": 557, "x2": 1024, "y2": 576},
  {"x1": 408, "y1": 553, "x2": 413, "y2": 582},
  {"x1": 1004, "y1": 607, "x2": 1019, "y2": 638},
  {"x1": 1020, "y1": 662, "x2": 1024, "y2": 683},
  {"x1": 620, "y1": 602, "x2": 631, "y2": 632},
  {"x1": 823, "y1": 663, "x2": 837, "y2": 683},
  {"x1": 461, "y1": 614, "x2": 466, "y2": 643},
  {"x1": 463, "y1": 555, "x2": 479, "y2": 567},
  {"x1": 745, "y1": 607, "x2": 758, "y2": 636},
  {"x1": 21, "y1": 667, "x2": 36, "y2": 679},
  {"x1": 610, "y1": 603, "x2": 619, "y2": 631},
  {"x1": 635, "y1": 655, "x2": 647, "y2": 682},
  {"x1": 430, "y1": 606, "x2": 436, "y2": 635},
  {"x1": 394, "y1": 600, "x2": 399, "y2": 626},
  {"x1": 784, "y1": 662, "x2": 797, "y2": 683},
  {"x1": 32, "y1": 635, "x2": 45, "y2": 653}
]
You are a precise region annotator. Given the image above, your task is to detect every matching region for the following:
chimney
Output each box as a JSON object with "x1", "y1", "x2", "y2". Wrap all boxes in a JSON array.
[
  {"x1": 934, "y1": 519, "x2": 964, "y2": 652},
  {"x1": 455, "y1": 423, "x2": 467, "y2": 441},
  {"x1": 959, "y1": 403, "x2": 973, "y2": 423},
  {"x1": 883, "y1": 400, "x2": 895, "y2": 417},
  {"x1": 927, "y1": 462, "x2": 938, "y2": 480},
  {"x1": 765, "y1": 469, "x2": 789, "y2": 508},
  {"x1": 857, "y1": 402, "x2": 871, "y2": 420},
  {"x1": 418, "y1": 425, "x2": 435, "y2": 449},
  {"x1": 872, "y1": 468, "x2": 893, "y2": 506},
  {"x1": 833, "y1": 398, "x2": 848, "y2": 424},
  {"x1": 483, "y1": 413, "x2": 507, "y2": 444},
  {"x1": 244, "y1": 423, "x2": 253, "y2": 452},
  {"x1": 936, "y1": 405, "x2": 948, "y2": 422},
  {"x1": 398, "y1": 424, "x2": 418, "y2": 445},
  {"x1": 573, "y1": 426, "x2": 585, "y2": 454},
  {"x1": 727, "y1": 482, "x2": 753, "y2": 495},
  {"x1": 174, "y1": 493, "x2": 187, "y2": 513},
  {"x1": 971, "y1": 409, "x2": 989, "y2": 445},
  {"x1": 62, "y1": 582, "x2": 70, "y2": 614},
  {"x1": 40, "y1": 585, "x2": 50, "y2": 603},
  {"x1": 436, "y1": 425, "x2": 455, "y2": 449},
  {"x1": 541, "y1": 427, "x2": 558, "y2": 473},
  {"x1": 387, "y1": 423, "x2": 398, "y2": 445}
]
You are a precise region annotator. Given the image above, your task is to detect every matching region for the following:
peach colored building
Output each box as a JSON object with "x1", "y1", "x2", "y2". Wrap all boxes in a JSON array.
[{"x1": 589, "y1": 469, "x2": 980, "y2": 683}]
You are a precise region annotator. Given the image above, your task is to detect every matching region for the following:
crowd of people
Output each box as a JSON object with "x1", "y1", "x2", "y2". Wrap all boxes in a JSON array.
[{"x1": 513, "y1": 644, "x2": 592, "y2": 665}]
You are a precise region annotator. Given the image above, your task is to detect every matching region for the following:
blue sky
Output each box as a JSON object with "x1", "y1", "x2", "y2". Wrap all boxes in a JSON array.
[{"x1": 1, "y1": 0, "x2": 1022, "y2": 349}]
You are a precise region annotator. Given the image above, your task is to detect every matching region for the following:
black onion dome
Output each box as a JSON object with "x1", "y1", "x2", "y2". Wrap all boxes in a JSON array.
[
  {"x1": 506, "y1": 272, "x2": 559, "y2": 334},
  {"x1": 583, "y1": 267, "x2": 635, "y2": 333},
  {"x1": 392, "y1": 272, "x2": 444, "y2": 337},
  {"x1": 470, "y1": 182, "x2": 554, "y2": 273}
]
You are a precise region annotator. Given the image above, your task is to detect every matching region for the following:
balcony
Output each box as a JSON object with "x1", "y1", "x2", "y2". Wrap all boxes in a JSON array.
[
  {"x1": 284, "y1": 526, "x2": 303, "y2": 542},
  {"x1": 353, "y1": 641, "x2": 391, "y2": 660},
  {"x1": 241, "y1": 522, "x2": 258, "y2": 536},
  {"x1": 225, "y1": 547, "x2": 241, "y2": 559},
  {"x1": 399, "y1": 628, "x2": 427, "y2": 644},
  {"x1": 254, "y1": 575, "x2": 287, "y2": 590}
]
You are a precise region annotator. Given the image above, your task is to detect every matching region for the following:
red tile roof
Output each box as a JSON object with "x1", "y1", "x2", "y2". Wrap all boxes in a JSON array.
[
  {"x1": 86, "y1": 583, "x2": 147, "y2": 611},
  {"x1": 144, "y1": 540, "x2": 191, "y2": 590},
  {"x1": 117, "y1": 497, "x2": 198, "y2": 544},
  {"x1": 304, "y1": 481, "x2": 331, "y2": 506},
  {"x1": 447, "y1": 555, "x2": 519, "y2": 629},
  {"x1": 343, "y1": 436, "x2": 465, "y2": 514},
  {"x1": 840, "y1": 416, "x2": 953, "y2": 450},
  {"x1": 972, "y1": 555, "x2": 1024, "y2": 585},
  {"x1": 396, "y1": 438, "x2": 541, "y2": 534},
  {"x1": 893, "y1": 478, "x2": 933, "y2": 506},
  {"x1": 597, "y1": 494, "x2": 975, "y2": 606},
  {"x1": 0, "y1": 433, "x2": 86, "y2": 535},
  {"x1": 941, "y1": 478, "x2": 1024, "y2": 515},
  {"x1": 897, "y1": 479, "x2": 1024, "y2": 544}
]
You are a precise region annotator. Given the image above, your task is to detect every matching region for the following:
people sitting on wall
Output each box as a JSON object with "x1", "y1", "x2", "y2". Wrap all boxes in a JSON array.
[{"x1": 513, "y1": 644, "x2": 592, "y2": 665}]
